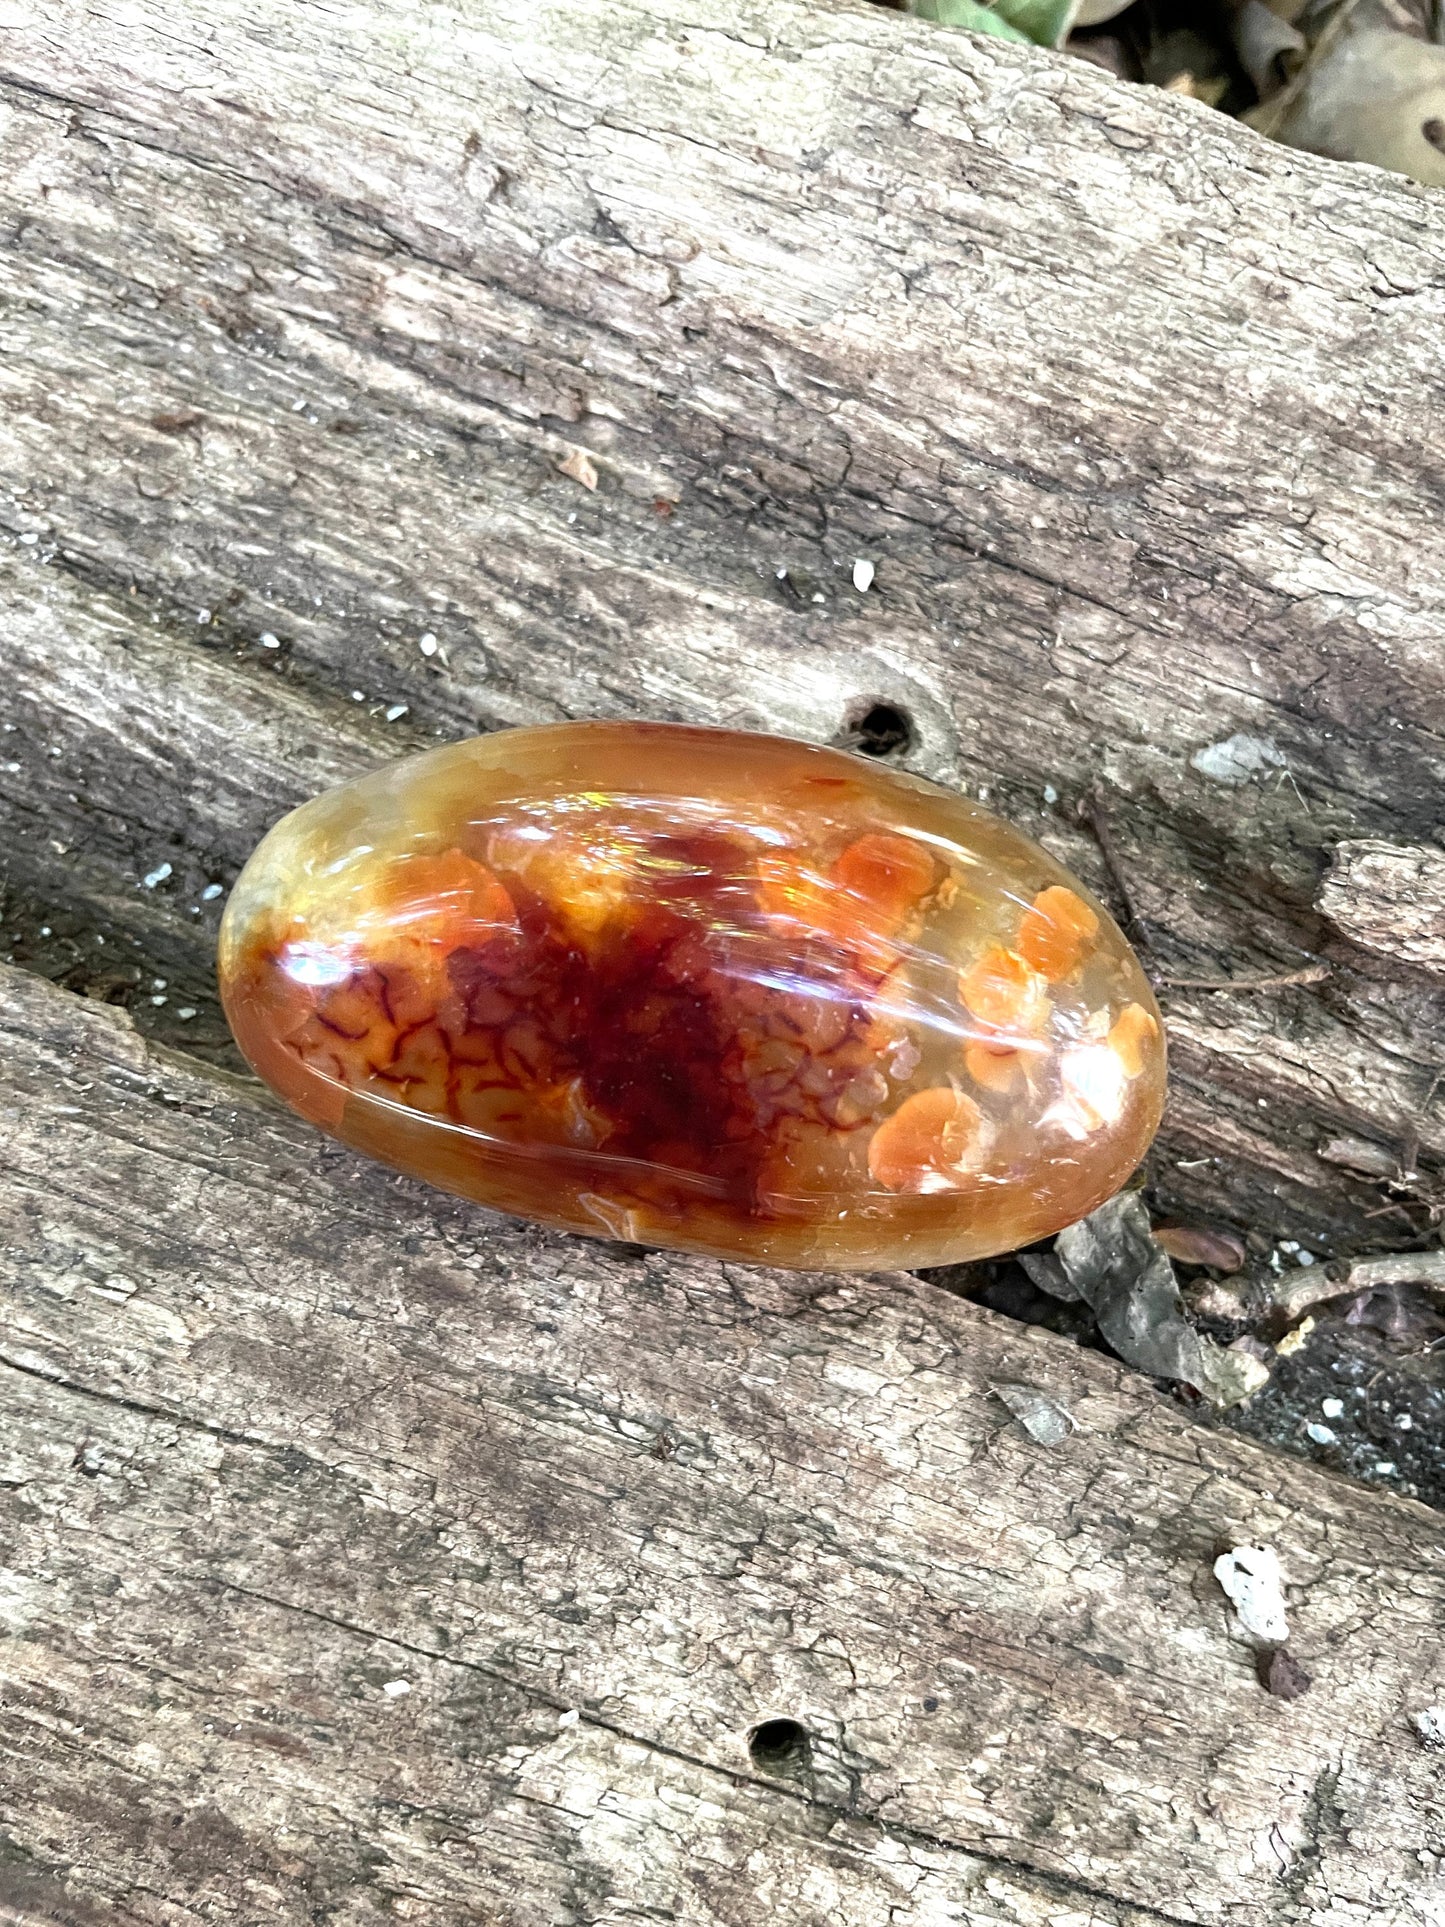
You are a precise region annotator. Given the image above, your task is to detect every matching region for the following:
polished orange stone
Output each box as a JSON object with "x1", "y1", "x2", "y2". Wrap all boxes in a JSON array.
[{"x1": 218, "y1": 723, "x2": 1165, "y2": 1270}]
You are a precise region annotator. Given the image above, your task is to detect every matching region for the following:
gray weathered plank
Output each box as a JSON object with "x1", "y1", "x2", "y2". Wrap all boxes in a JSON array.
[
  {"x1": 2, "y1": 0, "x2": 1444, "y2": 1252},
  {"x1": 2, "y1": 967, "x2": 1442, "y2": 1923},
  {"x1": 4, "y1": 0, "x2": 1445, "y2": 1915}
]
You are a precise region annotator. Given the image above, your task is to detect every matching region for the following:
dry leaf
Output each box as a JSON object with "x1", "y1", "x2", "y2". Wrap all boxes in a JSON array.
[
  {"x1": 1053, "y1": 1194, "x2": 1191, "y2": 1376},
  {"x1": 993, "y1": 1382, "x2": 1076, "y2": 1446},
  {"x1": 1233, "y1": 0, "x2": 1307, "y2": 96},
  {"x1": 1154, "y1": 1222, "x2": 1247, "y2": 1272},
  {"x1": 1262, "y1": 28, "x2": 1445, "y2": 185},
  {"x1": 558, "y1": 447, "x2": 600, "y2": 491},
  {"x1": 1205, "y1": 1340, "x2": 1272, "y2": 1404}
]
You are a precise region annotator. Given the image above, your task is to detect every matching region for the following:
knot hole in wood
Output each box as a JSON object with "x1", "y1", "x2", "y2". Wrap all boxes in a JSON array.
[
  {"x1": 746, "y1": 1717, "x2": 812, "y2": 1775},
  {"x1": 839, "y1": 699, "x2": 916, "y2": 760}
]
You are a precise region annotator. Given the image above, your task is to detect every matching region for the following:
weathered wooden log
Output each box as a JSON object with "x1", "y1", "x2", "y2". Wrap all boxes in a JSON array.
[
  {"x1": 2, "y1": 0, "x2": 1445, "y2": 1253},
  {"x1": 3, "y1": 0, "x2": 1445, "y2": 1916},
  {"x1": 2, "y1": 966, "x2": 1443, "y2": 1922}
]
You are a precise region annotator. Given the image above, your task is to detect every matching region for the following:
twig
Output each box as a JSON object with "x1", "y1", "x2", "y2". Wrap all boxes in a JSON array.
[
  {"x1": 1275, "y1": 767, "x2": 1313, "y2": 818},
  {"x1": 1399, "y1": 1129, "x2": 1422, "y2": 1185},
  {"x1": 1157, "y1": 964, "x2": 1331, "y2": 990},
  {"x1": 1077, "y1": 789, "x2": 1150, "y2": 949},
  {"x1": 1343, "y1": 1250, "x2": 1445, "y2": 1293}
]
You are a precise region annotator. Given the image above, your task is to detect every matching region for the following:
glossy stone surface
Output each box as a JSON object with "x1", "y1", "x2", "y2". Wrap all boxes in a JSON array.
[{"x1": 219, "y1": 724, "x2": 1165, "y2": 1271}]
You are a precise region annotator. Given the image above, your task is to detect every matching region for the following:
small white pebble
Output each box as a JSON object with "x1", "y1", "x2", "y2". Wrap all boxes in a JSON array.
[
  {"x1": 18, "y1": 532, "x2": 38, "y2": 546},
  {"x1": 1374, "y1": 1461, "x2": 1398, "y2": 1477},
  {"x1": 1306, "y1": 1422, "x2": 1336, "y2": 1446},
  {"x1": 1043, "y1": 785, "x2": 1058, "y2": 805},
  {"x1": 143, "y1": 862, "x2": 173, "y2": 889},
  {"x1": 1296, "y1": 1250, "x2": 1315, "y2": 1266},
  {"x1": 351, "y1": 690, "x2": 365, "y2": 702},
  {"x1": 557, "y1": 1709, "x2": 580, "y2": 1728},
  {"x1": 852, "y1": 558, "x2": 875, "y2": 593},
  {"x1": 291, "y1": 397, "x2": 307, "y2": 413},
  {"x1": 381, "y1": 1679, "x2": 411, "y2": 1698},
  {"x1": 197, "y1": 609, "x2": 212, "y2": 624},
  {"x1": 3, "y1": 762, "x2": 18, "y2": 773},
  {"x1": 385, "y1": 703, "x2": 409, "y2": 723},
  {"x1": 201, "y1": 883, "x2": 223, "y2": 902},
  {"x1": 152, "y1": 978, "x2": 167, "y2": 990},
  {"x1": 810, "y1": 592, "x2": 825, "y2": 605},
  {"x1": 1213, "y1": 1544, "x2": 1289, "y2": 1642},
  {"x1": 1279, "y1": 1240, "x2": 1299, "y2": 1253},
  {"x1": 39, "y1": 925, "x2": 51, "y2": 938},
  {"x1": 150, "y1": 995, "x2": 167, "y2": 1007},
  {"x1": 177, "y1": 1007, "x2": 197, "y2": 1021},
  {"x1": 1396, "y1": 1412, "x2": 1414, "y2": 1431},
  {"x1": 1320, "y1": 1397, "x2": 1344, "y2": 1419},
  {"x1": 419, "y1": 633, "x2": 438, "y2": 657},
  {"x1": 775, "y1": 566, "x2": 787, "y2": 580},
  {"x1": 259, "y1": 631, "x2": 280, "y2": 649}
]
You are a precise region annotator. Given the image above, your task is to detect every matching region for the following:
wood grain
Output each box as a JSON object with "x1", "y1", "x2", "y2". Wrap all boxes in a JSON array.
[
  {"x1": 2, "y1": 965, "x2": 1443, "y2": 1923},
  {"x1": 3, "y1": 0, "x2": 1444, "y2": 1249},
  {"x1": 1319, "y1": 841, "x2": 1445, "y2": 973},
  {"x1": 3, "y1": 0, "x2": 1445, "y2": 1914}
]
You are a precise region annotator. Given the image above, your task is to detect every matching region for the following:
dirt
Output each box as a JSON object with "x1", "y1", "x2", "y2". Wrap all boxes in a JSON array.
[{"x1": 932, "y1": 1249, "x2": 1445, "y2": 1510}]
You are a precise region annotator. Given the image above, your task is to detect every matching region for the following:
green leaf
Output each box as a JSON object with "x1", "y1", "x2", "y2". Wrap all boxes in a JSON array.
[
  {"x1": 994, "y1": 0, "x2": 1081, "y2": 45},
  {"x1": 908, "y1": 0, "x2": 1081, "y2": 49},
  {"x1": 908, "y1": 0, "x2": 1033, "y2": 44}
]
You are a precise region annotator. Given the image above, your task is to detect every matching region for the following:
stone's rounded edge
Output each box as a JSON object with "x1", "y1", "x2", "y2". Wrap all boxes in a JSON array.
[{"x1": 218, "y1": 722, "x2": 1167, "y2": 1272}]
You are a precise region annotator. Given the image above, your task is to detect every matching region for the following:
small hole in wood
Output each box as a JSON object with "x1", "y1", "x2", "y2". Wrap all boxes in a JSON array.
[
  {"x1": 841, "y1": 701, "x2": 916, "y2": 759},
  {"x1": 747, "y1": 1717, "x2": 810, "y2": 1771}
]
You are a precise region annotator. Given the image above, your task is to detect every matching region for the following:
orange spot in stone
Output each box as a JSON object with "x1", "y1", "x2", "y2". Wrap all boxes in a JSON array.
[
  {"x1": 965, "y1": 1041, "x2": 1023, "y2": 1092},
  {"x1": 867, "y1": 1086, "x2": 985, "y2": 1193},
  {"x1": 1108, "y1": 1002, "x2": 1159, "y2": 1077},
  {"x1": 755, "y1": 852, "x2": 833, "y2": 935},
  {"x1": 1017, "y1": 886, "x2": 1099, "y2": 982},
  {"x1": 830, "y1": 833, "x2": 936, "y2": 941},
  {"x1": 958, "y1": 944, "x2": 1049, "y2": 1036},
  {"x1": 758, "y1": 832, "x2": 934, "y2": 969}
]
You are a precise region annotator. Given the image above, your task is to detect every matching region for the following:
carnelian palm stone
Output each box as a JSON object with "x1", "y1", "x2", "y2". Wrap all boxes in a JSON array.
[{"x1": 219, "y1": 723, "x2": 1165, "y2": 1271}]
